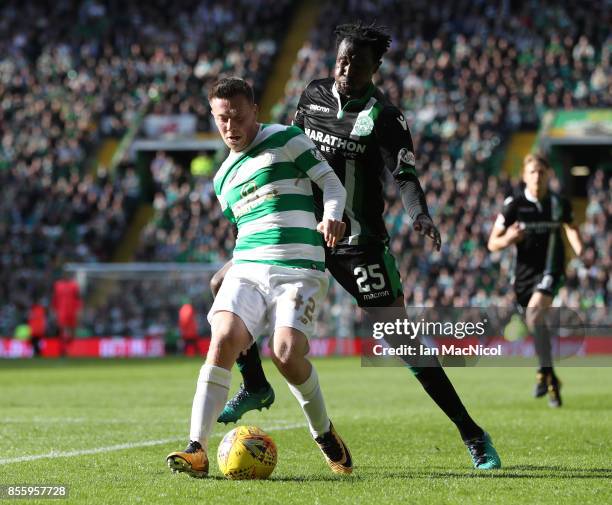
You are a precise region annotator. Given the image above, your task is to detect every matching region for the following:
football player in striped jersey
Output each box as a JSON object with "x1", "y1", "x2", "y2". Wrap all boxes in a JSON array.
[{"x1": 167, "y1": 78, "x2": 352, "y2": 477}]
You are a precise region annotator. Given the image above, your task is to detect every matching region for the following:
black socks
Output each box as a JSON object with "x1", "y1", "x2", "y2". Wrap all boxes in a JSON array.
[
  {"x1": 236, "y1": 342, "x2": 270, "y2": 392},
  {"x1": 409, "y1": 365, "x2": 484, "y2": 441}
]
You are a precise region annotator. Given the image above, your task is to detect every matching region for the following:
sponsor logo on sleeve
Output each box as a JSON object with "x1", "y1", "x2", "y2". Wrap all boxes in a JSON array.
[
  {"x1": 397, "y1": 114, "x2": 408, "y2": 130},
  {"x1": 398, "y1": 148, "x2": 416, "y2": 166},
  {"x1": 537, "y1": 274, "x2": 554, "y2": 291},
  {"x1": 309, "y1": 104, "x2": 330, "y2": 113},
  {"x1": 311, "y1": 148, "x2": 327, "y2": 162}
]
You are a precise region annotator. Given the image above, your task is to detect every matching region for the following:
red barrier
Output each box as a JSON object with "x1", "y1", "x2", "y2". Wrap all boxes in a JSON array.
[
  {"x1": 1, "y1": 336, "x2": 612, "y2": 359},
  {"x1": 0, "y1": 337, "x2": 165, "y2": 358}
]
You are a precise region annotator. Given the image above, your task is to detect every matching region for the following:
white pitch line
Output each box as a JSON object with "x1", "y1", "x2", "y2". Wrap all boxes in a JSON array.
[
  {"x1": 0, "y1": 422, "x2": 305, "y2": 466},
  {"x1": 0, "y1": 438, "x2": 184, "y2": 465}
]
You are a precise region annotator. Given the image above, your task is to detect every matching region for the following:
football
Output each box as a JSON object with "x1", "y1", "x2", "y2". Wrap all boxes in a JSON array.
[{"x1": 217, "y1": 426, "x2": 277, "y2": 479}]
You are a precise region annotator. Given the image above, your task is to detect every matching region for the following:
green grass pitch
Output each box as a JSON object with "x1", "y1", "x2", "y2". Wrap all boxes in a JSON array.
[{"x1": 1, "y1": 357, "x2": 610, "y2": 504}]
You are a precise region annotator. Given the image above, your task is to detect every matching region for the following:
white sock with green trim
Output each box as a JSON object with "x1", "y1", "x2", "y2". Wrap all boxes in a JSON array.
[
  {"x1": 189, "y1": 364, "x2": 232, "y2": 450},
  {"x1": 287, "y1": 366, "x2": 330, "y2": 438}
]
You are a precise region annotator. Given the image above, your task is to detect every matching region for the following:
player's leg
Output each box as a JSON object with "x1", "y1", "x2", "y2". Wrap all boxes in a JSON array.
[
  {"x1": 270, "y1": 326, "x2": 352, "y2": 475},
  {"x1": 329, "y1": 245, "x2": 500, "y2": 469},
  {"x1": 514, "y1": 284, "x2": 548, "y2": 397},
  {"x1": 167, "y1": 311, "x2": 251, "y2": 477},
  {"x1": 217, "y1": 342, "x2": 275, "y2": 423},
  {"x1": 168, "y1": 267, "x2": 266, "y2": 477},
  {"x1": 525, "y1": 290, "x2": 561, "y2": 407},
  {"x1": 270, "y1": 327, "x2": 325, "y2": 429},
  {"x1": 212, "y1": 261, "x2": 273, "y2": 424},
  {"x1": 381, "y1": 298, "x2": 484, "y2": 437},
  {"x1": 527, "y1": 290, "x2": 554, "y2": 370},
  {"x1": 367, "y1": 298, "x2": 500, "y2": 469},
  {"x1": 270, "y1": 267, "x2": 352, "y2": 474},
  {"x1": 236, "y1": 343, "x2": 272, "y2": 392}
]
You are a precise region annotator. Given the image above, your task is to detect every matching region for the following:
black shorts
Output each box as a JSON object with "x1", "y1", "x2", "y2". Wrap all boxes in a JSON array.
[
  {"x1": 515, "y1": 272, "x2": 565, "y2": 308},
  {"x1": 325, "y1": 243, "x2": 404, "y2": 307}
]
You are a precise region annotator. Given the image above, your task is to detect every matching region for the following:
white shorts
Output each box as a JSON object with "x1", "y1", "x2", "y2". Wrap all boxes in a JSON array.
[{"x1": 208, "y1": 263, "x2": 329, "y2": 340}]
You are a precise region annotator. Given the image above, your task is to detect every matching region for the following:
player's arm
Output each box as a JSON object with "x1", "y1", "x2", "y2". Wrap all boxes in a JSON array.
[
  {"x1": 563, "y1": 224, "x2": 583, "y2": 257},
  {"x1": 488, "y1": 223, "x2": 525, "y2": 252},
  {"x1": 561, "y1": 198, "x2": 583, "y2": 256},
  {"x1": 289, "y1": 129, "x2": 346, "y2": 246},
  {"x1": 377, "y1": 107, "x2": 441, "y2": 250},
  {"x1": 313, "y1": 169, "x2": 346, "y2": 247},
  {"x1": 487, "y1": 197, "x2": 524, "y2": 252},
  {"x1": 291, "y1": 83, "x2": 311, "y2": 131}
]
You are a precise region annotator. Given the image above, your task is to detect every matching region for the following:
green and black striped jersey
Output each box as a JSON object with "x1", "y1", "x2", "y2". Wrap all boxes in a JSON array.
[
  {"x1": 214, "y1": 123, "x2": 333, "y2": 272},
  {"x1": 294, "y1": 77, "x2": 418, "y2": 246}
]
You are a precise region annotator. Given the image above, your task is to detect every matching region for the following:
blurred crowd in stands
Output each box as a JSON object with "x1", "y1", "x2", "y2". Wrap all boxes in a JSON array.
[
  {"x1": 135, "y1": 150, "x2": 233, "y2": 264},
  {"x1": 0, "y1": 0, "x2": 609, "y2": 340},
  {"x1": 0, "y1": 0, "x2": 292, "y2": 336},
  {"x1": 80, "y1": 274, "x2": 214, "y2": 346},
  {"x1": 271, "y1": 0, "x2": 610, "y2": 315}
]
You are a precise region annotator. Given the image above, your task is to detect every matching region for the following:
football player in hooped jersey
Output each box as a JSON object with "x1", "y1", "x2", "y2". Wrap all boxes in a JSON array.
[
  {"x1": 488, "y1": 153, "x2": 583, "y2": 407},
  {"x1": 212, "y1": 23, "x2": 501, "y2": 470},
  {"x1": 167, "y1": 78, "x2": 353, "y2": 477}
]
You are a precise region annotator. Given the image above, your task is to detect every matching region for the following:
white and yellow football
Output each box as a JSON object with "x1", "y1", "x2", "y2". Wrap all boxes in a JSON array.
[{"x1": 217, "y1": 426, "x2": 277, "y2": 479}]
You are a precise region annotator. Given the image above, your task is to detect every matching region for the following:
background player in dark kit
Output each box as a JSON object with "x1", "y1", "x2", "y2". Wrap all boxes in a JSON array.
[
  {"x1": 212, "y1": 22, "x2": 501, "y2": 469},
  {"x1": 488, "y1": 153, "x2": 583, "y2": 407}
]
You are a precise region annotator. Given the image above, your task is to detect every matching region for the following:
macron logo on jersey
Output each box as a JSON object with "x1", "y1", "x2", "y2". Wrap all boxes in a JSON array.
[{"x1": 309, "y1": 104, "x2": 330, "y2": 113}]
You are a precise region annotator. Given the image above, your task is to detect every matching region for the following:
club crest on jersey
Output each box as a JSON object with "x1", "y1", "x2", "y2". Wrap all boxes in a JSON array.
[
  {"x1": 240, "y1": 181, "x2": 258, "y2": 198},
  {"x1": 352, "y1": 115, "x2": 374, "y2": 136},
  {"x1": 310, "y1": 148, "x2": 326, "y2": 163}
]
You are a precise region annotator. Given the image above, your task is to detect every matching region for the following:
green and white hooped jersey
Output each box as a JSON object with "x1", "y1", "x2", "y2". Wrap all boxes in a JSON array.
[{"x1": 214, "y1": 124, "x2": 333, "y2": 271}]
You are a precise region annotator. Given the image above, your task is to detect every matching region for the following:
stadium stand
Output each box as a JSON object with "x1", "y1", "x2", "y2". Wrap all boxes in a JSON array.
[
  {"x1": 136, "y1": 1, "x2": 609, "y2": 334},
  {"x1": 0, "y1": 0, "x2": 608, "y2": 339},
  {"x1": 270, "y1": 0, "x2": 610, "y2": 312},
  {"x1": 0, "y1": 0, "x2": 293, "y2": 336}
]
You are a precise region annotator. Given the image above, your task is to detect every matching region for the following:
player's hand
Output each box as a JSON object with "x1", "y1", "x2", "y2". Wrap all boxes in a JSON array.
[
  {"x1": 317, "y1": 218, "x2": 346, "y2": 248},
  {"x1": 505, "y1": 222, "x2": 525, "y2": 245},
  {"x1": 413, "y1": 214, "x2": 441, "y2": 251}
]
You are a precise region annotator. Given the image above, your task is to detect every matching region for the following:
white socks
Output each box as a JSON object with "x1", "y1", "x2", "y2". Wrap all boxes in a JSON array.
[
  {"x1": 189, "y1": 364, "x2": 232, "y2": 450},
  {"x1": 287, "y1": 366, "x2": 331, "y2": 438},
  {"x1": 189, "y1": 363, "x2": 330, "y2": 446}
]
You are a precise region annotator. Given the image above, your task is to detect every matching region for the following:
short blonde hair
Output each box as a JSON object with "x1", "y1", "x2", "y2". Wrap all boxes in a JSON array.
[{"x1": 523, "y1": 153, "x2": 550, "y2": 172}]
